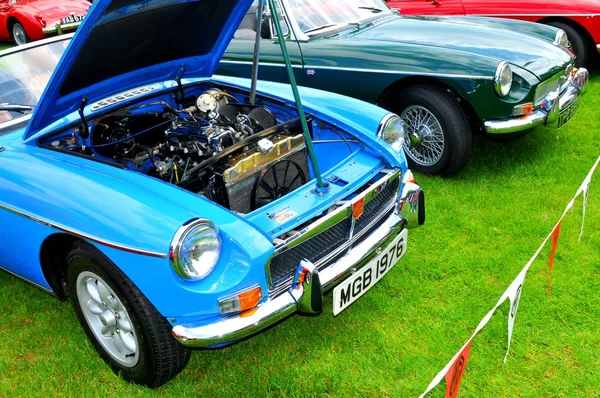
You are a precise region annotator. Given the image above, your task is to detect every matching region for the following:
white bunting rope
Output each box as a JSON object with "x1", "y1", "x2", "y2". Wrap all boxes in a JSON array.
[{"x1": 420, "y1": 155, "x2": 600, "y2": 398}]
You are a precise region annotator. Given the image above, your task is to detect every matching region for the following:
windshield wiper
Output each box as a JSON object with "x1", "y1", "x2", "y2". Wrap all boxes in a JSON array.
[
  {"x1": 304, "y1": 23, "x2": 339, "y2": 34},
  {"x1": 0, "y1": 103, "x2": 33, "y2": 113},
  {"x1": 358, "y1": 6, "x2": 382, "y2": 13}
]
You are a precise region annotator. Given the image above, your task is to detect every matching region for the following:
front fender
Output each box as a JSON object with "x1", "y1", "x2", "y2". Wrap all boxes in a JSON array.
[
  {"x1": 7, "y1": 7, "x2": 45, "y2": 41},
  {"x1": 0, "y1": 134, "x2": 274, "y2": 319}
]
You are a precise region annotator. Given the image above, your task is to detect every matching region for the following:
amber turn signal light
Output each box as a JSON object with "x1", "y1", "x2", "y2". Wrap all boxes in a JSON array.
[
  {"x1": 513, "y1": 102, "x2": 533, "y2": 116},
  {"x1": 218, "y1": 286, "x2": 263, "y2": 314}
]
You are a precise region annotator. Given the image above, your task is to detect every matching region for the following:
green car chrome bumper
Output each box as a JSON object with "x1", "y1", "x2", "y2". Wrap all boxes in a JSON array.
[
  {"x1": 484, "y1": 68, "x2": 589, "y2": 134},
  {"x1": 172, "y1": 173, "x2": 425, "y2": 348}
]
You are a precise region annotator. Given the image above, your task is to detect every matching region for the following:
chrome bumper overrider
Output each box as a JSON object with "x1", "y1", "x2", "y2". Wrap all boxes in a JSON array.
[
  {"x1": 172, "y1": 178, "x2": 422, "y2": 347},
  {"x1": 484, "y1": 68, "x2": 589, "y2": 134}
]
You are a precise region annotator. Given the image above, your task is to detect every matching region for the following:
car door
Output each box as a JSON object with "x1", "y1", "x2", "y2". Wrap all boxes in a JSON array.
[
  {"x1": 217, "y1": 2, "x2": 305, "y2": 86},
  {"x1": 385, "y1": 0, "x2": 465, "y2": 15}
]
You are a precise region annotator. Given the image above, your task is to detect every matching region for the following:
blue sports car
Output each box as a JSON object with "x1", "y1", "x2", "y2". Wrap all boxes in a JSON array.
[{"x1": 0, "y1": 0, "x2": 424, "y2": 387}]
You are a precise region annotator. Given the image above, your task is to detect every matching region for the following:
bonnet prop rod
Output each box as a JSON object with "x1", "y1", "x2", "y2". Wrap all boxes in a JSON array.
[
  {"x1": 267, "y1": 0, "x2": 329, "y2": 194},
  {"x1": 249, "y1": 0, "x2": 264, "y2": 105}
]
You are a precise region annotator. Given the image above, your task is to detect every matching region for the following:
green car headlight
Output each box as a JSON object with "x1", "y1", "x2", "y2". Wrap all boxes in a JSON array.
[
  {"x1": 378, "y1": 114, "x2": 406, "y2": 152},
  {"x1": 494, "y1": 61, "x2": 513, "y2": 97},
  {"x1": 554, "y1": 29, "x2": 571, "y2": 50},
  {"x1": 171, "y1": 219, "x2": 221, "y2": 281}
]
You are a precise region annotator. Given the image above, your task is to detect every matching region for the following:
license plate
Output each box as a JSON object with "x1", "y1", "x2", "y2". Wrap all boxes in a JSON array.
[
  {"x1": 61, "y1": 14, "x2": 85, "y2": 25},
  {"x1": 557, "y1": 96, "x2": 580, "y2": 129},
  {"x1": 333, "y1": 228, "x2": 408, "y2": 315}
]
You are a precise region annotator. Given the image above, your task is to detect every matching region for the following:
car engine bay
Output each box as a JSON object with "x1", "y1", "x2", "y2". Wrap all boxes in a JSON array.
[{"x1": 41, "y1": 85, "x2": 327, "y2": 214}]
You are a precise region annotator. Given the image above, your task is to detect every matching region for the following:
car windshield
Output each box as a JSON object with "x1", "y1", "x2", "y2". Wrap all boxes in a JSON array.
[
  {"x1": 0, "y1": 39, "x2": 67, "y2": 122},
  {"x1": 286, "y1": 0, "x2": 390, "y2": 33}
]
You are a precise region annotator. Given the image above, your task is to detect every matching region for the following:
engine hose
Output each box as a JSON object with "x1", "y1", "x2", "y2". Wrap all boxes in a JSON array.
[
  {"x1": 134, "y1": 144, "x2": 158, "y2": 167},
  {"x1": 236, "y1": 123, "x2": 254, "y2": 137}
]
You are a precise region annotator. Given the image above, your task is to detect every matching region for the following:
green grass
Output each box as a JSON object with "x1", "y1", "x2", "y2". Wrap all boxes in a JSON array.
[
  {"x1": 0, "y1": 43, "x2": 12, "y2": 51},
  {"x1": 1, "y1": 76, "x2": 599, "y2": 397}
]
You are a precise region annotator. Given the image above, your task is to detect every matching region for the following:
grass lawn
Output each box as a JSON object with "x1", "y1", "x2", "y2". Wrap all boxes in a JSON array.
[
  {"x1": 1, "y1": 75, "x2": 599, "y2": 397},
  {"x1": 0, "y1": 43, "x2": 12, "y2": 51}
]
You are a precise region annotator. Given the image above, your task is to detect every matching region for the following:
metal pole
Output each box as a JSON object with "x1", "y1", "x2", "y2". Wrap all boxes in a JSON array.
[
  {"x1": 249, "y1": 0, "x2": 264, "y2": 105},
  {"x1": 267, "y1": 0, "x2": 328, "y2": 193}
]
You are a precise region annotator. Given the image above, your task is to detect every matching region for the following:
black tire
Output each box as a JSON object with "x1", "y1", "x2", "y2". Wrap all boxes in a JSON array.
[
  {"x1": 10, "y1": 21, "x2": 29, "y2": 46},
  {"x1": 393, "y1": 85, "x2": 471, "y2": 177},
  {"x1": 66, "y1": 242, "x2": 190, "y2": 387},
  {"x1": 546, "y1": 21, "x2": 589, "y2": 68}
]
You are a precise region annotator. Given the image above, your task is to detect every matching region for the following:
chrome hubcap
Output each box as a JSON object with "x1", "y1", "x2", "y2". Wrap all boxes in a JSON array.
[
  {"x1": 400, "y1": 105, "x2": 445, "y2": 166},
  {"x1": 76, "y1": 271, "x2": 139, "y2": 367},
  {"x1": 13, "y1": 24, "x2": 26, "y2": 45}
]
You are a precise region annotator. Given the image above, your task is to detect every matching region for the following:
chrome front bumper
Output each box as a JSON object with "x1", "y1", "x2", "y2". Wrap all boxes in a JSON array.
[
  {"x1": 172, "y1": 176, "x2": 424, "y2": 348},
  {"x1": 484, "y1": 68, "x2": 589, "y2": 135}
]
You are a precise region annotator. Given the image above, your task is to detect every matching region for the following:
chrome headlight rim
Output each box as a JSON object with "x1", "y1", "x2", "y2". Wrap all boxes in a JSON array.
[
  {"x1": 494, "y1": 61, "x2": 513, "y2": 98},
  {"x1": 554, "y1": 29, "x2": 571, "y2": 50},
  {"x1": 170, "y1": 218, "x2": 222, "y2": 281},
  {"x1": 377, "y1": 113, "x2": 406, "y2": 152}
]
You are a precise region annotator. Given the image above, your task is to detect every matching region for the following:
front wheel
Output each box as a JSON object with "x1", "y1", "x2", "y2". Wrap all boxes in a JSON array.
[
  {"x1": 66, "y1": 242, "x2": 190, "y2": 387},
  {"x1": 393, "y1": 85, "x2": 472, "y2": 177},
  {"x1": 11, "y1": 21, "x2": 29, "y2": 45}
]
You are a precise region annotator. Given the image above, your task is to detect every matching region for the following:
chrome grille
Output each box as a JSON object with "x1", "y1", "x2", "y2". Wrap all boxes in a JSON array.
[
  {"x1": 354, "y1": 177, "x2": 399, "y2": 235},
  {"x1": 269, "y1": 217, "x2": 351, "y2": 285},
  {"x1": 267, "y1": 170, "x2": 400, "y2": 295}
]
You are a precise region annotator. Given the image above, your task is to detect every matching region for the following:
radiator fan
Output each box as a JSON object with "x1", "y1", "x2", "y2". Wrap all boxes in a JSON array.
[{"x1": 251, "y1": 159, "x2": 307, "y2": 210}]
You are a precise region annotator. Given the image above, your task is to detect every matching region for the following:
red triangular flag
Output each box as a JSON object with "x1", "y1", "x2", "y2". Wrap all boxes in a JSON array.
[
  {"x1": 547, "y1": 221, "x2": 563, "y2": 293},
  {"x1": 445, "y1": 341, "x2": 472, "y2": 398}
]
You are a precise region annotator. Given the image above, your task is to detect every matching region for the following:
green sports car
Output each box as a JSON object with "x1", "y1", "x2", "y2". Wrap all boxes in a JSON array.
[{"x1": 217, "y1": 0, "x2": 589, "y2": 176}]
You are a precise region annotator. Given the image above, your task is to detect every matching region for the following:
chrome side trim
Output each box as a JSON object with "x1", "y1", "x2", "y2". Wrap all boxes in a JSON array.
[
  {"x1": 219, "y1": 60, "x2": 494, "y2": 80},
  {"x1": 0, "y1": 202, "x2": 167, "y2": 259},
  {"x1": 220, "y1": 60, "x2": 292, "y2": 68},
  {"x1": 0, "y1": 265, "x2": 57, "y2": 296},
  {"x1": 302, "y1": 65, "x2": 494, "y2": 80}
]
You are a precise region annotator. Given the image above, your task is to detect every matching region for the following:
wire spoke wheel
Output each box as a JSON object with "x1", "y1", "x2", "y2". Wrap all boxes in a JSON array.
[
  {"x1": 12, "y1": 23, "x2": 28, "y2": 46},
  {"x1": 76, "y1": 271, "x2": 139, "y2": 367},
  {"x1": 400, "y1": 105, "x2": 445, "y2": 166}
]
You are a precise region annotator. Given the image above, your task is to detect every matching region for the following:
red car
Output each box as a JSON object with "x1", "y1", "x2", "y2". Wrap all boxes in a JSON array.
[
  {"x1": 386, "y1": 0, "x2": 600, "y2": 67},
  {"x1": 0, "y1": 0, "x2": 89, "y2": 45}
]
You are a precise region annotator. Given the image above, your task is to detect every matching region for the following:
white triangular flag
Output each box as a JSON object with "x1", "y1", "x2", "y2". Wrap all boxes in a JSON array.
[{"x1": 504, "y1": 267, "x2": 528, "y2": 363}]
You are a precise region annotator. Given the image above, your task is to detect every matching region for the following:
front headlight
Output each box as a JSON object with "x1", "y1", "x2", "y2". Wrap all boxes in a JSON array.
[
  {"x1": 494, "y1": 61, "x2": 513, "y2": 97},
  {"x1": 171, "y1": 219, "x2": 221, "y2": 280},
  {"x1": 554, "y1": 29, "x2": 571, "y2": 50},
  {"x1": 378, "y1": 114, "x2": 405, "y2": 152}
]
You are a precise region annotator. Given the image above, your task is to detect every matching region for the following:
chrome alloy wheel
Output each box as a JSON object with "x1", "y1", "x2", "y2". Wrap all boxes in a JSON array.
[
  {"x1": 400, "y1": 105, "x2": 445, "y2": 166},
  {"x1": 76, "y1": 271, "x2": 139, "y2": 367},
  {"x1": 12, "y1": 23, "x2": 27, "y2": 46}
]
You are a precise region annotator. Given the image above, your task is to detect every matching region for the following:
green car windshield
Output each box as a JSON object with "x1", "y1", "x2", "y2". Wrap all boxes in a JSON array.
[
  {"x1": 287, "y1": 0, "x2": 391, "y2": 33},
  {"x1": 0, "y1": 40, "x2": 68, "y2": 121}
]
